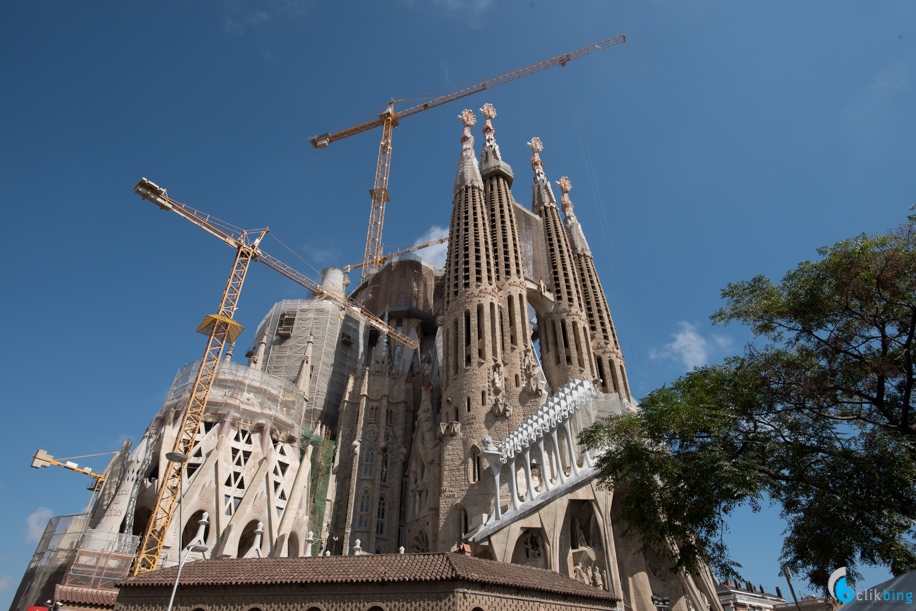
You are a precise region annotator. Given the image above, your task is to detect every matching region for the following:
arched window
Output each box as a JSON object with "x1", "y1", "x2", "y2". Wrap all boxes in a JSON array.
[
  {"x1": 412, "y1": 530, "x2": 429, "y2": 553},
  {"x1": 369, "y1": 406, "x2": 379, "y2": 422},
  {"x1": 357, "y1": 489, "x2": 370, "y2": 528},
  {"x1": 376, "y1": 495, "x2": 386, "y2": 534},
  {"x1": 380, "y1": 447, "x2": 389, "y2": 484},
  {"x1": 398, "y1": 292, "x2": 405, "y2": 306},
  {"x1": 362, "y1": 445, "x2": 375, "y2": 477},
  {"x1": 386, "y1": 409, "x2": 393, "y2": 425}
]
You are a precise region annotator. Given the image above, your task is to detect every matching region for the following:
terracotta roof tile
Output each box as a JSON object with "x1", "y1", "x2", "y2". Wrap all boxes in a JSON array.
[
  {"x1": 120, "y1": 553, "x2": 617, "y2": 601},
  {"x1": 54, "y1": 585, "x2": 118, "y2": 608}
]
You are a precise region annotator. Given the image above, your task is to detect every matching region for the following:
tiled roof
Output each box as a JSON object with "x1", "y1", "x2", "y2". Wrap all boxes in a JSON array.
[
  {"x1": 54, "y1": 584, "x2": 118, "y2": 608},
  {"x1": 120, "y1": 553, "x2": 617, "y2": 601}
]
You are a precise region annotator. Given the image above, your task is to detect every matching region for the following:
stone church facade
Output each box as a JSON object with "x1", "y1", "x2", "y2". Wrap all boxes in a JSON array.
[{"x1": 14, "y1": 105, "x2": 722, "y2": 611}]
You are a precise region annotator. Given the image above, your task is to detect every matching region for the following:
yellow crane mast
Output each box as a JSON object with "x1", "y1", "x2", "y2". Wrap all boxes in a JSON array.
[
  {"x1": 309, "y1": 34, "x2": 626, "y2": 285},
  {"x1": 130, "y1": 178, "x2": 416, "y2": 576}
]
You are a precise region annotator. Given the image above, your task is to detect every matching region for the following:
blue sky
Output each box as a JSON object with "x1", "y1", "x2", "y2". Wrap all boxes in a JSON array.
[{"x1": 1, "y1": 1, "x2": 913, "y2": 606}]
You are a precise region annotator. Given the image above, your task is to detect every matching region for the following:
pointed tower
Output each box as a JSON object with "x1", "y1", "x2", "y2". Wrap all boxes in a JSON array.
[
  {"x1": 479, "y1": 103, "x2": 540, "y2": 418},
  {"x1": 557, "y1": 178, "x2": 631, "y2": 400},
  {"x1": 528, "y1": 138, "x2": 595, "y2": 390},
  {"x1": 433, "y1": 109, "x2": 504, "y2": 551}
]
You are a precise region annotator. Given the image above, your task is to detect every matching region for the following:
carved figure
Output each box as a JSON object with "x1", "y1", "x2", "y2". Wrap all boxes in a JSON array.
[
  {"x1": 524, "y1": 531, "x2": 541, "y2": 559},
  {"x1": 492, "y1": 362, "x2": 504, "y2": 398},
  {"x1": 522, "y1": 346, "x2": 544, "y2": 397},
  {"x1": 593, "y1": 567, "x2": 604, "y2": 590},
  {"x1": 572, "y1": 517, "x2": 589, "y2": 549},
  {"x1": 491, "y1": 363, "x2": 512, "y2": 418},
  {"x1": 574, "y1": 562, "x2": 588, "y2": 583}
]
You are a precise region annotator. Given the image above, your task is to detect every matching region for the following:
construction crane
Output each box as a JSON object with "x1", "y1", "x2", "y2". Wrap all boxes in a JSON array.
[
  {"x1": 129, "y1": 178, "x2": 416, "y2": 576},
  {"x1": 309, "y1": 34, "x2": 626, "y2": 285},
  {"x1": 31, "y1": 449, "x2": 120, "y2": 512},
  {"x1": 342, "y1": 236, "x2": 448, "y2": 274}
]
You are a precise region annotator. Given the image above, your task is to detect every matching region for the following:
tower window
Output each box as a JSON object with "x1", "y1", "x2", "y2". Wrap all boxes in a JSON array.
[{"x1": 362, "y1": 445, "x2": 375, "y2": 478}]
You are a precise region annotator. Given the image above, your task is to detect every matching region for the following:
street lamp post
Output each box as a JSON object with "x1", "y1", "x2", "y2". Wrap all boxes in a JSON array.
[
  {"x1": 166, "y1": 513, "x2": 209, "y2": 611},
  {"x1": 165, "y1": 451, "x2": 188, "y2": 553}
]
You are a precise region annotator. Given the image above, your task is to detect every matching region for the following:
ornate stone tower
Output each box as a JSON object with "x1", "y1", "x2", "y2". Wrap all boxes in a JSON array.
[
  {"x1": 433, "y1": 109, "x2": 506, "y2": 550},
  {"x1": 479, "y1": 104, "x2": 544, "y2": 418},
  {"x1": 528, "y1": 138, "x2": 595, "y2": 391},
  {"x1": 557, "y1": 177, "x2": 631, "y2": 400}
]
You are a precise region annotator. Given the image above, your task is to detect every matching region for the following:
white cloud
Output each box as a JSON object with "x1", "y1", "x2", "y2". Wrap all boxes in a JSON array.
[
  {"x1": 26, "y1": 507, "x2": 52, "y2": 543},
  {"x1": 649, "y1": 321, "x2": 732, "y2": 371},
  {"x1": 413, "y1": 226, "x2": 449, "y2": 268},
  {"x1": 844, "y1": 62, "x2": 910, "y2": 133},
  {"x1": 303, "y1": 245, "x2": 339, "y2": 266},
  {"x1": 0, "y1": 575, "x2": 13, "y2": 593}
]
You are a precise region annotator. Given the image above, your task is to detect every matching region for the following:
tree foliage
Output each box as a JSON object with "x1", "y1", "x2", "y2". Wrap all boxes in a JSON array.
[{"x1": 581, "y1": 217, "x2": 916, "y2": 591}]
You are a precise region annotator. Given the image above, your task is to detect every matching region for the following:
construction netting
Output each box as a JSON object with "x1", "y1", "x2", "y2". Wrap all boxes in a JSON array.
[
  {"x1": 301, "y1": 426, "x2": 335, "y2": 556},
  {"x1": 248, "y1": 298, "x2": 369, "y2": 430},
  {"x1": 11, "y1": 514, "x2": 138, "y2": 611},
  {"x1": 167, "y1": 359, "x2": 310, "y2": 435}
]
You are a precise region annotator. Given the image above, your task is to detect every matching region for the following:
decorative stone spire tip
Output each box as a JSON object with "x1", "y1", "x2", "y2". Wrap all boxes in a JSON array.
[
  {"x1": 454, "y1": 110, "x2": 483, "y2": 194},
  {"x1": 556, "y1": 176, "x2": 574, "y2": 218}
]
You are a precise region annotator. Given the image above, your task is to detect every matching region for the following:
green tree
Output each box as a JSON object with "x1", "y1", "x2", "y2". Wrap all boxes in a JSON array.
[{"x1": 581, "y1": 217, "x2": 916, "y2": 591}]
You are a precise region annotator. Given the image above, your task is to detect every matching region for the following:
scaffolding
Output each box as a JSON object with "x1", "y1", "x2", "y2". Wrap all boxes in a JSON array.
[
  {"x1": 301, "y1": 425, "x2": 335, "y2": 556},
  {"x1": 167, "y1": 359, "x2": 310, "y2": 434},
  {"x1": 11, "y1": 514, "x2": 138, "y2": 611},
  {"x1": 247, "y1": 298, "x2": 369, "y2": 430}
]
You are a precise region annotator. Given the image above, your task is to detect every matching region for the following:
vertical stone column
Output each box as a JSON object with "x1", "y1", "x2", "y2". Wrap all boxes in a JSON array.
[
  {"x1": 479, "y1": 103, "x2": 539, "y2": 424},
  {"x1": 528, "y1": 138, "x2": 593, "y2": 391},
  {"x1": 437, "y1": 109, "x2": 503, "y2": 550},
  {"x1": 557, "y1": 177, "x2": 632, "y2": 400}
]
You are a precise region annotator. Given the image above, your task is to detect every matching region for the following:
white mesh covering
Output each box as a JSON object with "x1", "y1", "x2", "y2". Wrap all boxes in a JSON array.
[
  {"x1": 247, "y1": 298, "x2": 369, "y2": 430},
  {"x1": 168, "y1": 360, "x2": 309, "y2": 433}
]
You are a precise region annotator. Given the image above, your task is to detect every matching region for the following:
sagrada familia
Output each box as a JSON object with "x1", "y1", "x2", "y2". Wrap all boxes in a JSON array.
[{"x1": 12, "y1": 105, "x2": 723, "y2": 611}]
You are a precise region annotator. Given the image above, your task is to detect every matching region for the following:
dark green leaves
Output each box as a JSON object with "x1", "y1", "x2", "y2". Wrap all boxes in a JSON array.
[{"x1": 583, "y1": 217, "x2": 916, "y2": 592}]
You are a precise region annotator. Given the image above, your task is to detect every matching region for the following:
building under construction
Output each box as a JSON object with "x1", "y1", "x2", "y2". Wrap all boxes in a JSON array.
[{"x1": 11, "y1": 105, "x2": 724, "y2": 611}]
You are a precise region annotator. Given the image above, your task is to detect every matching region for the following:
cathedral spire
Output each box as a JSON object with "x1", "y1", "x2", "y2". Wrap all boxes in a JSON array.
[
  {"x1": 528, "y1": 137, "x2": 556, "y2": 212},
  {"x1": 480, "y1": 103, "x2": 501, "y2": 166},
  {"x1": 479, "y1": 103, "x2": 514, "y2": 185},
  {"x1": 454, "y1": 109, "x2": 483, "y2": 195},
  {"x1": 557, "y1": 176, "x2": 591, "y2": 256}
]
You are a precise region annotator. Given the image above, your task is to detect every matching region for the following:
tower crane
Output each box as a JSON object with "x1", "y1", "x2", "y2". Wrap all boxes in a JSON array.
[
  {"x1": 30, "y1": 449, "x2": 120, "y2": 512},
  {"x1": 129, "y1": 178, "x2": 416, "y2": 576},
  {"x1": 342, "y1": 236, "x2": 448, "y2": 274},
  {"x1": 309, "y1": 35, "x2": 625, "y2": 285}
]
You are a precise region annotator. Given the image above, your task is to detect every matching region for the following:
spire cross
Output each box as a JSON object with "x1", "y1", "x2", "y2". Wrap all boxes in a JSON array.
[
  {"x1": 556, "y1": 176, "x2": 574, "y2": 217},
  {"x1": 527, "y1": 137, "x2": 546, "y2": 184}
]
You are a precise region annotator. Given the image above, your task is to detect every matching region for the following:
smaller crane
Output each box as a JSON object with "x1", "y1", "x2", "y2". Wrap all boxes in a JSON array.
[
  {"x1": 342, "y1": 236, "x2": 448, "y2": 274},
  {"x1": 31, "y1": 449, "x2": 120, "y2": 512}
]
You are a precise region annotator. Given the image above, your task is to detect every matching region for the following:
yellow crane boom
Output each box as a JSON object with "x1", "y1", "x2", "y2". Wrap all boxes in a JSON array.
[
  {"x1": 309, "y1": 34, "x2": 626, "y2": 284},
  {"x1": 31, "y1": 449, "x2": 120, "y2": 512},
  {"x1": 342, "y1": 236, "x2": 448, "y2": 273}
]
